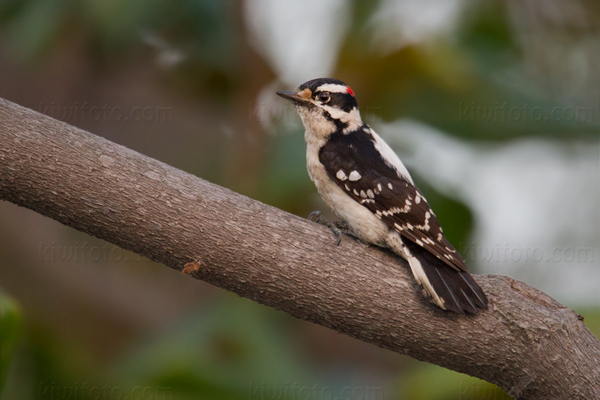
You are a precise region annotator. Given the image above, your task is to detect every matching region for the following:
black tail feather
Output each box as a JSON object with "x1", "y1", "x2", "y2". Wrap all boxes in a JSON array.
[{"x1": 404, "y1": 239, "x2": 488, "y2": 315}]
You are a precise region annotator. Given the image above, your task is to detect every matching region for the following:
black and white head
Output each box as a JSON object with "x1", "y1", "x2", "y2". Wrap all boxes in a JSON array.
[{"x1": 277, "y1": 78, "x2": 363, "y2": 139}]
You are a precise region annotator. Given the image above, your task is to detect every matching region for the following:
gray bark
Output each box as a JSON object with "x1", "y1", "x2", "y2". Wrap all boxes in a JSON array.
[{"x1": 0, "y1": 98, "x2": 598, "y2": 399}]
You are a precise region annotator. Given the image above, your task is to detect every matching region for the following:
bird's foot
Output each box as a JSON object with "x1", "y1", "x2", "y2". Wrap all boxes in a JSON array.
[{"x1": 307, "y1": 211, "x2": 352, "y2": 246}]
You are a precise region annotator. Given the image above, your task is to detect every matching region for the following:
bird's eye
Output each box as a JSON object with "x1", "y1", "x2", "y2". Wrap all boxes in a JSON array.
[{"x1": 316, "y1": 92, "x2": 331, "y2": 103}]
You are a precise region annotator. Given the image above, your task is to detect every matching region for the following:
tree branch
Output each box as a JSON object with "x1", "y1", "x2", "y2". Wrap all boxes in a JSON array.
[{"x1": 0, "y1": 98, "x2": 598, "y2": 399}]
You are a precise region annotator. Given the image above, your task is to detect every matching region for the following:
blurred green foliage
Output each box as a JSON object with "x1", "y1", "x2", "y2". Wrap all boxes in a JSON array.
[
  {"x1": 393, "y1": 363, "x2": 513, "y2": 400},
  {"x1": 112, "y1": 295, "x2": 316, "y2": 400},
  {"x1": 0, "y1": 289, "x2": 21, "y2": 395}
]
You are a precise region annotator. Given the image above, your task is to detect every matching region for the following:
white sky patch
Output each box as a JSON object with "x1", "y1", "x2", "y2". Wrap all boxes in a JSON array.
[
  {"x1": 140, "y1": 31, "x2": 186, "y2": 68},
  {"x1": 367, "y1": 0, "x2": 464, "y2": 53},
  {"x1": 244, "y1": 0, "x2": 350, "y2": 86},
  {"x1": 377, "y1": 119, "x2": 600, "y2": 306}
]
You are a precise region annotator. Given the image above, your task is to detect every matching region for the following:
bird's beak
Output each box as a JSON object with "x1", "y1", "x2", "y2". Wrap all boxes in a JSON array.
[{"x1": 276, "y1": 88, "x2": 312, "y2": 104}]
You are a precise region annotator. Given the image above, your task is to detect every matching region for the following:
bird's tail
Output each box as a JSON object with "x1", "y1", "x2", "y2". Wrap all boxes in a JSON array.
[{"x1": 403, "y1": 239, "x2": 488, "y2": 315}]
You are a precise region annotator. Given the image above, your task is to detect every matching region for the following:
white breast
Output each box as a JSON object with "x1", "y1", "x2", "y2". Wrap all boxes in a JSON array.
[{"x1": 305, "y1": 136, "x2": 390, "y2": 246}]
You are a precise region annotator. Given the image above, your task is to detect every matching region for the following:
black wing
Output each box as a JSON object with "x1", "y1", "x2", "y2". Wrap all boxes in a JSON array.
[{"x1": 319, "y1": 128, "x2": 466, "y2": 272}]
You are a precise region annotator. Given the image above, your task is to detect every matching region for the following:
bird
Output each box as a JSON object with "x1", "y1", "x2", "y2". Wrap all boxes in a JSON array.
[{"x1": 276, "y1": 78, "x2": 488, "y2": 315}]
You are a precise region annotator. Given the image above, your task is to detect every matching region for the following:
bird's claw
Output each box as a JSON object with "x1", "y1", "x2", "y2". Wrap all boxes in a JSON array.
[
  {"x1": 327, "y1": 222, "x2": 343, "y2": 246},
  {"x1": 307, "y1": 210, "x2": 347, "y2": 246},
  {"x1": 307, "y1": 210, "x2": 324, "y2": 223}
]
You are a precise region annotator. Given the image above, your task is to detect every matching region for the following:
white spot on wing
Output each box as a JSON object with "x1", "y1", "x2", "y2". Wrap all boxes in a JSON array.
[
  {"x1": 349, "y1": 171, "x2": 362, "y2": 181},
  {"x1": 336, "y1": 170, "x2": 348, "y2": 181},
  {"x1": 414, "y1": 210, "x2": 432, "y2": 231}
]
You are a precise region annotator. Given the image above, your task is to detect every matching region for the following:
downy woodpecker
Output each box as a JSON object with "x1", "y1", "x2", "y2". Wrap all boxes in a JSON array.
[{"x1": 277, "y1": 78, "x2": 488, "y2": 314}]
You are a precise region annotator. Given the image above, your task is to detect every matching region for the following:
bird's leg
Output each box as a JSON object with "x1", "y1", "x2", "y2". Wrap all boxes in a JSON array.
[{"x1": 307, "y1": 211, "x2": 352, "y2": 246}]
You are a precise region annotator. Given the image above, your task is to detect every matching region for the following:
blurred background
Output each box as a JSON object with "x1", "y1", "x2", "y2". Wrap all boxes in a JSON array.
[{"x1": 0, "y1": 0, "x2": 599, "y2": 399}]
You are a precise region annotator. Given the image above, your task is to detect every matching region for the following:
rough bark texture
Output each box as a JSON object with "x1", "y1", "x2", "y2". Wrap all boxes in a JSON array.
[{"x1": 0, "y1": 98, "x2": 599, "y2": 399}]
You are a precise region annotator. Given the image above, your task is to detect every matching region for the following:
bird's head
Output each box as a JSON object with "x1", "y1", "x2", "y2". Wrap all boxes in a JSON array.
[{"x1": 277, "y1": 78, "x2": 363, "y2": 139}]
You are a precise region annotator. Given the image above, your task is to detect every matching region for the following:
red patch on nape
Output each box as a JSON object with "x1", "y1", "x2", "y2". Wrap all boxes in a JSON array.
[{"x1": 346, "y1": 86, "x2": 355, "y2": 97}]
